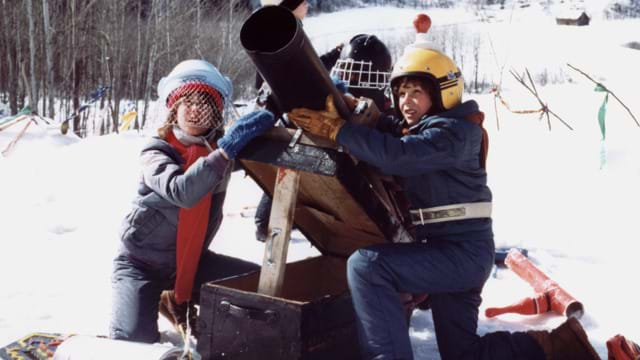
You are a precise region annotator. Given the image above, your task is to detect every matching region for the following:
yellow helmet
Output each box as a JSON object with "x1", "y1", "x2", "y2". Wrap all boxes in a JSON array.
[{"x1": 390, "y1": 47, "x2": 463, "y2": 112}]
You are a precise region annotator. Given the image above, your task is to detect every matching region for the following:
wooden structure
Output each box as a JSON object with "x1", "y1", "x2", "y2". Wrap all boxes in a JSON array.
[
  {"x1": 200, "y1": 7, "x2": 412, "y2": 357},
  {"x1": 198, "y1": 117, "x2": 413, "y2": 359}
]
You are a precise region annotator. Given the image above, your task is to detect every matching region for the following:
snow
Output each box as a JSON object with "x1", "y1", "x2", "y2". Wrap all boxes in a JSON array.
[{"x1": 2, "y1": 4, "x2": 640, "y2": 359}]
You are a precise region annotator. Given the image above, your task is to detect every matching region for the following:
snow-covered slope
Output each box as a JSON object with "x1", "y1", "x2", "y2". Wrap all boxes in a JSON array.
[{"x1": 1, "y1": 5, "x2": 639, "y2": 359}]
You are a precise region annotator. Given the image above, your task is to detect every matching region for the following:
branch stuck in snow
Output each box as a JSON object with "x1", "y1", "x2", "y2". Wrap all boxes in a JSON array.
[
  {"x1": 567, "y1": 63, "x2": 639, "y2": 128},
  {"x1": 508, "y1": 68, "x2": 573, "y2": 131}
]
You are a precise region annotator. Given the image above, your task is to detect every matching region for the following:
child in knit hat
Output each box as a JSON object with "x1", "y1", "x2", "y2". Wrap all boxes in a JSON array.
[{"x1": 110, "y1": 59, "x2": 275, "y2": 343}]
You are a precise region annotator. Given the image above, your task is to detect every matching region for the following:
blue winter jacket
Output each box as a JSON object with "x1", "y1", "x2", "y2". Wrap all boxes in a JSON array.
[
  {"x1": 336, "y1": 100, "x2": 492, "y2": 242},
  {"x1": 118, "y1": 136, "x2": 232, "y2": 269}
]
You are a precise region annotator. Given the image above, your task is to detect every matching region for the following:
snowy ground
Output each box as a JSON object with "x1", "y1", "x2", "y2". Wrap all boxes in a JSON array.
[{"x1": 1, "y1": 4, "x2": 639, "y2": 359}]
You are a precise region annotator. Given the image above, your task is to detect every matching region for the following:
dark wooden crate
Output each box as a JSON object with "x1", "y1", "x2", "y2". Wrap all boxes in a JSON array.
[{"x1": 198, "y1": 256, "x2": 359, "y2": 360}]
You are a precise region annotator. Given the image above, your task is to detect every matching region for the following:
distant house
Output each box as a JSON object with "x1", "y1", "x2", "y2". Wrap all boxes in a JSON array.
[
  {"x1": 624, "y1": 41, "x2": 640, "y2": 50},
  {"x1": 556, "y1": 11, "x2": 591, "y2": 26}
]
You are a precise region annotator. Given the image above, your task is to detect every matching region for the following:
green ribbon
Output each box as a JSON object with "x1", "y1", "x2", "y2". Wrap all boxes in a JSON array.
[
  {"x1": 0, "y1": 106, "x2": 33, "y2": 126},
  {"x1": 595, "y1": 84, "x2": 608, "y2": 168}
]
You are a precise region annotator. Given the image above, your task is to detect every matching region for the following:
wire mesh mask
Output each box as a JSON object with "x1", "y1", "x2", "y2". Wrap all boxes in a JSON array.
[
  {"x1": 330, "y1": 59, "x2": 390, "y2": 91},
  {"x1": 167, "y1": 81, "x2": 225, "y2": 131}
]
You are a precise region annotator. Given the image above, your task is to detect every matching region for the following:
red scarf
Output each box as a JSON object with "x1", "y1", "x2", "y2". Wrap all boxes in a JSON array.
[{"x1": 166, "y1": 129, "x2": 213, "y2": 304}]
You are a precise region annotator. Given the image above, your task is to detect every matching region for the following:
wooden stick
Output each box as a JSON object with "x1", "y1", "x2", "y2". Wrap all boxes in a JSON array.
[
  {"x1": 567, "y1": 63, "x2": 639, "y2": 127},
  {"x1": 509, "y1": 68, "x2": 573, "y2": 130},
  {"x1": 545, "y1": 111, "x2": 552, "y2": 131},
  {"x1": 257, "y1": 167, "x2": 301, "y2": 297},
  {"x1": 548, "y1": 109, "x2": 573, "y2": 130},
  {"x1": 493, "y1": 90, "x2": 500, "y2": 131},
  {"x1": 2, "y1": 117, "x2": 34, "y2": 156},
  {"x1": 525, "y1": 69, "x2": 538, "y2": 97},
  {"x1": 0, "y1": 115, "x2": 29, "y2": 132}
]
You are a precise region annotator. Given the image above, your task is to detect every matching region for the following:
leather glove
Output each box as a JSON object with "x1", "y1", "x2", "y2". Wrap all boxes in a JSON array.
[
  {"x1": 217, "y1": 109, "x2": 275, "y2": 160},
  {"x1": 288, "y1": 95, "x2": 345, "y2": 141}
]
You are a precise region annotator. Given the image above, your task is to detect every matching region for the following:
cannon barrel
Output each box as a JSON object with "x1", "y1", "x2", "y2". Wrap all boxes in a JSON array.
[{"x1": 240, "y1": 5, "x2": 351, "y2": 120}]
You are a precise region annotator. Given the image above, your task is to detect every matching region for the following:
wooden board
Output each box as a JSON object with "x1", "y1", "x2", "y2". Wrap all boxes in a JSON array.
[
  {"x1": 258, "y1": 167, "x2": 301, "y2": 296},
  {"x1": 237, "y1": 127, "x2": 413, "y2": 258}
]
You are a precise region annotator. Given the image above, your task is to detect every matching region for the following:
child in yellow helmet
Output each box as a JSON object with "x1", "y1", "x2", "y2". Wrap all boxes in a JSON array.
[{"x1": 288, "y1": 14, "x2": 600, "y2": 360}]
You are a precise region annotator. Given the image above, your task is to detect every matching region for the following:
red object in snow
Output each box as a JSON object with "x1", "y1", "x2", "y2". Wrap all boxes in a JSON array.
[
  {"x1": 485, "y1": 292, "x2": 551, "y2": 318},
  {"x1": 607, "y1": 334, "x2": 640, "y2": 360},
  {"x1": 503, "y1": 249, "x2": 584, "y2": 318},
  {"x1": 413, "y1": 13, "x2": 432, "y2": 34}
]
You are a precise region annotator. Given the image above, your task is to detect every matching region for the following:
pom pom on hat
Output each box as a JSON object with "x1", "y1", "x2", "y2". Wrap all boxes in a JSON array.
[
  {"x1": 413, "y1": 13, "x2": 432, "y2": 34},
  {"x1": 406, "y1": 13, "x2": 437, "y2": 52}
]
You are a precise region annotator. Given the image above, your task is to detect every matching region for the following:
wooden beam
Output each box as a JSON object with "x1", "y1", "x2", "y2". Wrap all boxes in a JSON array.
[{"x1": 257, "y1": 167, "x2": 301, "y2": 297}]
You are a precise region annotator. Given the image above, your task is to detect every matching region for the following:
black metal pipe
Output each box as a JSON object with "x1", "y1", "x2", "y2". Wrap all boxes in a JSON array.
[{"x1": 240, "y1": 6, "x2": 351, "y2": 120}]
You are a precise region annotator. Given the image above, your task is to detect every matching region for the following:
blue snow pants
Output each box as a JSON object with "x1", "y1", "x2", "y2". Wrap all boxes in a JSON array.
[
  {"x1": 110, "y1": 251, "x2": 259, "y2": 343},
  {"x1": 347, "y1": 236, "x2": 546, "y2": 360}
]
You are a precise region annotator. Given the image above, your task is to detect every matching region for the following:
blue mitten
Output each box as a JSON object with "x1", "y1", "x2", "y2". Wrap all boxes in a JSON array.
[
  {"x1": 217, "y1": 110, "x2": 275, "y2": 160},
  {"x1": 331, "y1": 76, "x2": 349, "y2": 95}
]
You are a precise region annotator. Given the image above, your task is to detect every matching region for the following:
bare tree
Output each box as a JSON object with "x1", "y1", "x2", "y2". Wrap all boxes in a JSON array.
[
  {"x1": 1, "y1": 0, "x2": 256, "y2": 135},
  {"x1": 71, "y1": 0, "x2": 79, "y2": 134},
  {"x1": 142, "y1": 0, "x2": 159, "y2": 129},
  {"x1": 42, "y1": 0, "x2": 54, "y2": 118},
  {"x1": 133, "y1": 1, "x2": 143, "y2": 130},
  {"x1": 1, "y1": 0, "x2": 18, "y2": 113},
  {"x1": 105, "y1": 0, "x2": 129, "y2": 134},
  {"x1": 26, "y1": 0, "x2": 38, "y2": 109},
  {"x1": 472, "y1": 35, "x2": 481, "y2": 93}
]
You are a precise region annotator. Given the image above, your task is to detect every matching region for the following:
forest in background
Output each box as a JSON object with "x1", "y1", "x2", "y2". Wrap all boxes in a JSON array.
[
  {"x1": 1, "y1": 0, "x2": 636, "y2": 136},
  {"x1": 0, "y1": 0, "x2": 260, "y2": 135},
  {"x1": 0, "y1": 0, "x2": 490, "y2": 136}
]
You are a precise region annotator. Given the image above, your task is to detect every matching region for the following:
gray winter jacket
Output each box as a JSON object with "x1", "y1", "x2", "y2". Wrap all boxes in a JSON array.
[{"x1": 118, "y1": 133, "x2": 232, "y2": 269}]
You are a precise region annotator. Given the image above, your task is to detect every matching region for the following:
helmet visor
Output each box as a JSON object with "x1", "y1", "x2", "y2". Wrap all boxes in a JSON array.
[{"x1": 330, "y1": 59, "x2": 390, "y2": 91}]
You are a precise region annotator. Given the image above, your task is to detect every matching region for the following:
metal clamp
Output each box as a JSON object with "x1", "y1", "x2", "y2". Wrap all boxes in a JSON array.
[
  {"x1": 354, "y1": 99, "x2": 369, "y2": 115},
  {"x1": 288, "y1": 128, "x2": 303, "y2": 148},
  {"x1": 266, "y1": 227, "x2": 282, "y2": 266}
]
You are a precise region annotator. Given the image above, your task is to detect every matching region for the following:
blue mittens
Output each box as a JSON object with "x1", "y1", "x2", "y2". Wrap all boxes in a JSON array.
[
  {"x1": 331, "y1": 76, "x2": 349, "y2": 95},
  {"x1": 217, "y1": 109, "x2": 275, "y2": 160}
]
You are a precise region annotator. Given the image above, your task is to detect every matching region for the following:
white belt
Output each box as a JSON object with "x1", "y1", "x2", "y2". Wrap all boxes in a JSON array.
[{"x1": 410, "y1": 202, "x2": 492, "y2": 225}]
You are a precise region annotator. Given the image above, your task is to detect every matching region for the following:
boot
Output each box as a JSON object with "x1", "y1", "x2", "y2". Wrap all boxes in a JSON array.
[
  {"x1": 159, "y1": 290, "x2": 199, "y2": 338},
  {"x1": 527, "y1": 317, "x2": 600, "y2": 360},
  {"x1": 255, "y1": 224, "x2": 268, "y2": 243},
  {"x1": 606, "y1": 334, "x2": 640, "y2": 360}
]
